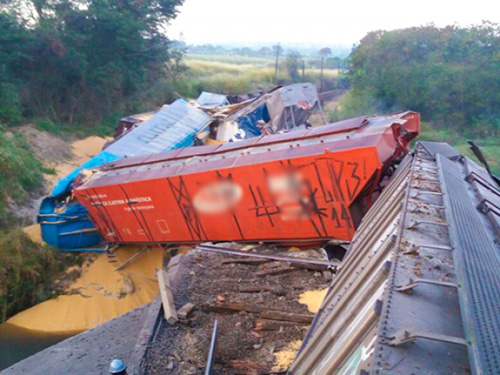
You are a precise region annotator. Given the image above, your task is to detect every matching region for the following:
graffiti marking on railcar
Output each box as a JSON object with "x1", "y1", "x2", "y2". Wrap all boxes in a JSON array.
[
  {"x1": 345, "y1": 162, "x2": 362, "y2": 201},
  {"x1": 168, "y1": 177, "x2": 207, "y2": 242},
  {"x1": 248, "y1": 184, "x2": 279, "y2": 226},
  {"x1": 303, "y1": 182, "x2": 329, "y2": 237},
  {"x1": 314, "y1": 162, "x2": 334, "y2": 203},
  {"x1": 119, "y1": 185, "x2": 155, "y2": 242}
]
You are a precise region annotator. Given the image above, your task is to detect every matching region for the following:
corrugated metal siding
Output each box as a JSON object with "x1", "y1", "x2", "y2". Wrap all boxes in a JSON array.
[
  {"x1": 289, "y1": 143, "x2": 478, "y2": 375},
  {"x1": 105, "y1": 99, "x2": 211, "y2": 157}
]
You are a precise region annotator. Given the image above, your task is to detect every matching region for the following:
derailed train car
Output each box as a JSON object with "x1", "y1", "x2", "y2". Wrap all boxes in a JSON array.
[
  {"x1": 288, "y1": 142, "x2": 500, "y2": 375},
  {"x1": 38, "y1": 84, "x2": 325, "y2": 250},
  {"x1": 72, "y1": 111, "x2": 419, "y2": 246}
]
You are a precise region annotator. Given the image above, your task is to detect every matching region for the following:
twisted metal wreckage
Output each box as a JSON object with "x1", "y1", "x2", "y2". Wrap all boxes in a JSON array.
[{"x1": 35, "y1": 82, "x2": 500, "y2": 374}]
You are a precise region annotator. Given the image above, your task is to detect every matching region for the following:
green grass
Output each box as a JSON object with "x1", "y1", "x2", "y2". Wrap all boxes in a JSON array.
[
  {"x1": 33, "y1": 116, "x2": 118, "y2": 138},
  {"x1": 419, "y1": 122, "x2": 500, "y2": 175},
  {"x1": 186, "y1": 53, "x2": 274, "y2": 66},
  {"x1": 176, "y1": 57, "x2": 340, "y2": 98},
  {"x1": 0, "y1": 128, "x2": 54, "y2": 227}
]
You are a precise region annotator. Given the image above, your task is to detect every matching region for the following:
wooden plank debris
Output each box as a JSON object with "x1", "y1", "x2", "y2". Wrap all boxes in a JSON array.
[
  {"x1": 256, "y1": 266, "x2": 298, "y2": 277},
  {"x1": 156, "y1": 268, "x2": 178, "y2": 324},
  {"x1": 177, "y1": 302, "x2": 195, "y2": 320},
  {"x1": 202, "y1": 302, "x2": 314, "y2": 324},
  {"x1": 238, "y1": 284, "x2": 286, "y2": 296},
  {"x1": 254, "y1": 319, "x2": 303, "y2": 330},
  {"x1": 221, "y1": 257, "x2": 270, "y2": 265}
]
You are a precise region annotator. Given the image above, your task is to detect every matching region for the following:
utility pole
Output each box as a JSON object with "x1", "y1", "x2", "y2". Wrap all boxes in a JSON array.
[
  {"x1": 302, "y1": 60, "x2": 305, "y2": 82},
  {"x1": 274, "y1": 43, "x2": 281, "y2": 84},
  {"x1": 320, "y1": 55, "x2": 324, "y2": 92},
  {"x1": 319, "y1": 48, "x2": 331, "y2": 93}
]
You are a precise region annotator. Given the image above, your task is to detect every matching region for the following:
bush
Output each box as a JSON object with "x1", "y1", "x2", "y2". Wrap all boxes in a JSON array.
[
  {"x1": 348, "y1": 23, "x2": 500, "y2": 137},
  {"x1": 0, "y1": 230, "x2": 77, "y2": 322}
]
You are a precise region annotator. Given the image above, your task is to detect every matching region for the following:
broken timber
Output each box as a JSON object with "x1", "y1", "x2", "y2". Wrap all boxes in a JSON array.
[
  {"x1": 177, "y1": 302, "x2": 195, "y2": 320},
  {"x1": 202, "y1": 302, "x2": 314, "y2": 324},
  {"x1": 238, "y1": 284, "x2": 286, "y2": 296},
  {"x1": 255, "y1": 266, "x2": 298, "y2": 277},
  {"x1": 156, "y1": 268, "x2": 178, "y2": 324}
]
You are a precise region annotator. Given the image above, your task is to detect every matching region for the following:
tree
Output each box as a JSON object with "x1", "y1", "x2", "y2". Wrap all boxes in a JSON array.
[
  {"x1": 0, "y1": 12, "x2": 31, "y2": 125},
  {"x1": 348, "y1": 23, "x2": 500, "y2": 136},
  {"x1": 0, "y1": 0, "x2": 184, "y2": 124}
]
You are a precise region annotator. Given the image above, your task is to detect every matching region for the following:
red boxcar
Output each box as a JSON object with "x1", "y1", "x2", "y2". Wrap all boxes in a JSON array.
[{"x1": 73, "y1": 111, "x2": 419, "y2": 246}]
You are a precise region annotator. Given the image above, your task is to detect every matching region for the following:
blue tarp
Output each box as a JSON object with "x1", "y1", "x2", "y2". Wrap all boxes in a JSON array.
[
  {"x1": 51, "y1": 151, "x2": 121, "y2": 197},
  {"x1": 38, "y1": 197, "x2": 102, "y2": 250},
  {"x1": 232, "y1": 103, "x2": 270, "y2": 141}
]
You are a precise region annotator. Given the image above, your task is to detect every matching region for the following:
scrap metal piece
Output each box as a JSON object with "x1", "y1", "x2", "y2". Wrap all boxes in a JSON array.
[
  {"x1": 395, "y1": 278, "x2": 457, "y2": 293},
  {"x1": 419, "y1": 141, "x2": 462, "y2": 160},
  {"x1": 467, "y1": 140, "x2": 500, "y2": 186},
  {"x1": 196, "y1": 92, "x2": 229, "y2": 108},
  {"x1": 388, "y1": 329, "x2": 467, "y2": 347},
  {"x1": 196, "y1": 244, "x2": 338, "y2": 270},
  {"x1": 205, "y1": 320, "x2": 218, "y2": 375}
]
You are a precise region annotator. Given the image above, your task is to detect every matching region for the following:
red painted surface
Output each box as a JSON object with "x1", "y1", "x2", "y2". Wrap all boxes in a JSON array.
[{"x1": 73, "y1": 111, "x2": 420, "y2": 245}]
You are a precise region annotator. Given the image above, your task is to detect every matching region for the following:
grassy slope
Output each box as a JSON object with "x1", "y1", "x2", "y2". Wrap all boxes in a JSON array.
[{"x1": 177, "y1": 54, "x2": 339, "y2": 97}]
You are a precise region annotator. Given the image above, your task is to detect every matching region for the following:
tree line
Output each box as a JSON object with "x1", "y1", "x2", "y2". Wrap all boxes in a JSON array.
[
  {"x1": 348, "y1": 23, "x2": 500, "y2": 136},
  {"x1": 0, "y1": 0, "x2": 184, "y2": 126}
]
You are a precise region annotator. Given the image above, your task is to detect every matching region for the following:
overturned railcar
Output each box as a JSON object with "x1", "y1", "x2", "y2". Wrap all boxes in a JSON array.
[
  {"x1": 73, "y1": 112, "x2": 419, "y2": 246},
  {"x1": 288, "y1": 142, "x2": 500, "y2": 375}
]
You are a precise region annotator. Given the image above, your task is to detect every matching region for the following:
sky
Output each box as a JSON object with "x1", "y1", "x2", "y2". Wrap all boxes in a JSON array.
[{"x1": 168, "y1": 0, "x2": 500, "y2": 47}]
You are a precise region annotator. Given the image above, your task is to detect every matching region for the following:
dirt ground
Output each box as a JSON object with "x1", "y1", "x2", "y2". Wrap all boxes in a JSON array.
[
  {"x1": 144, "y1": 244, "x2": 331, "y2": 375},
  {"x1": 11, "y1": 125, "x2": 110, "y2": 223}
]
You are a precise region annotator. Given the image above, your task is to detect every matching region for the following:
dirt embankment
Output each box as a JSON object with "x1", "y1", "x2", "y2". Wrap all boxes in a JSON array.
[{"x1": 11, "y1": 126, "x2": 111, "y2": 223}]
